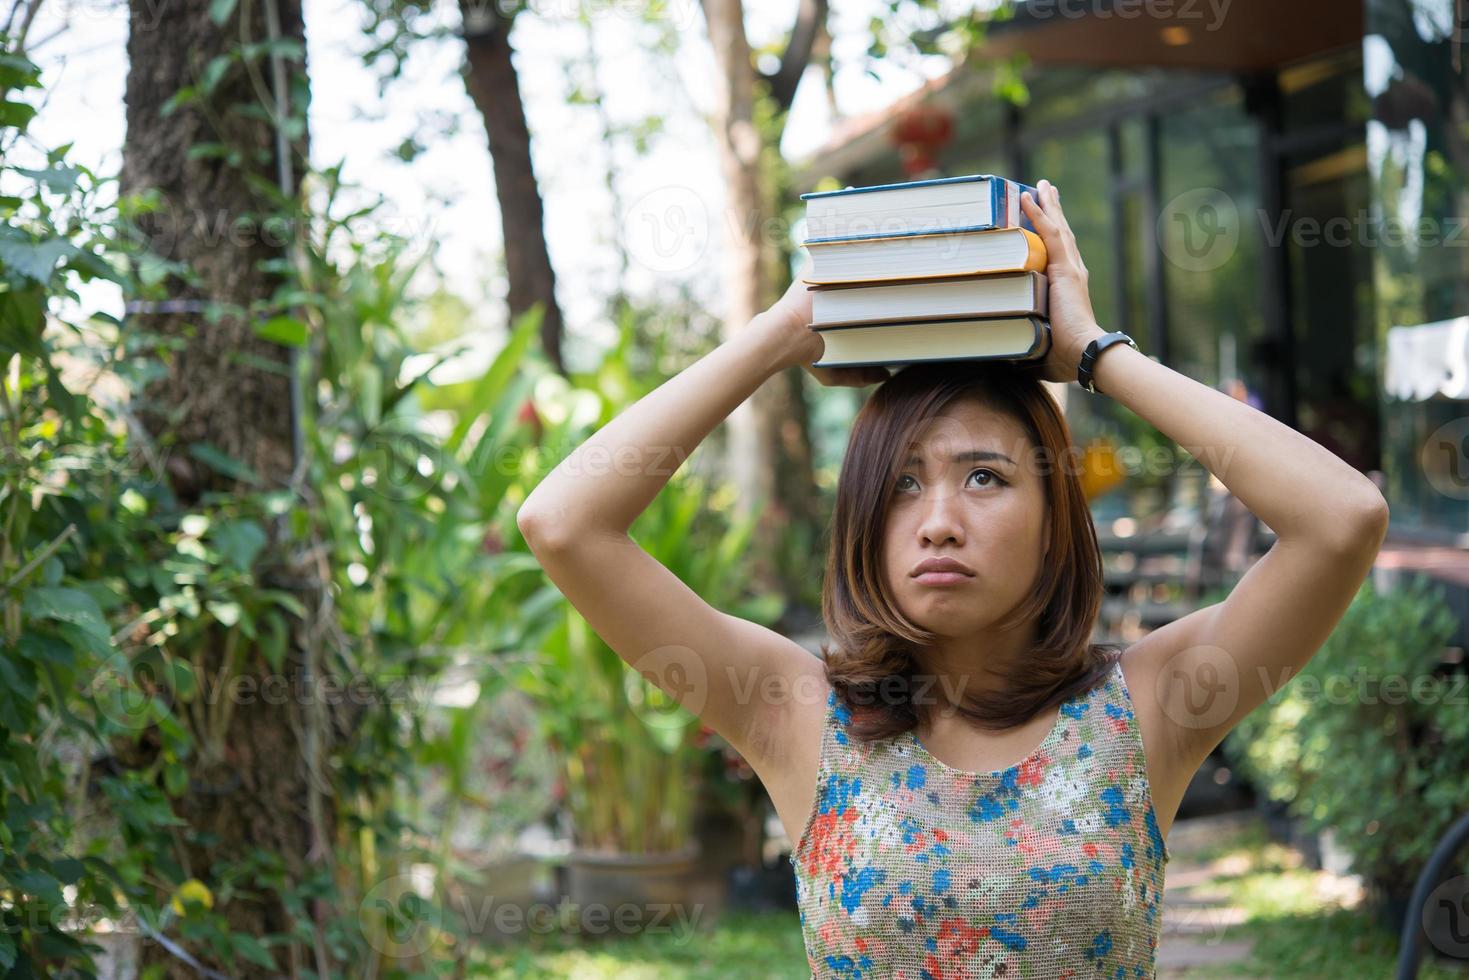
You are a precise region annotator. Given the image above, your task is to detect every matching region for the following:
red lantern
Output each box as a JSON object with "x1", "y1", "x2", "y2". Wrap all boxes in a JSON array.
[{"x1": 891, "y1": 104, "x2": 954, "y2": 177}]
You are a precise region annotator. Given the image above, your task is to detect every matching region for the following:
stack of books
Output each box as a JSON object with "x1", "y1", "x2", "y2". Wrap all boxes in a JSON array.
[{"x1": 798, "y1": 173, "x2": 1051, "y2": 369}]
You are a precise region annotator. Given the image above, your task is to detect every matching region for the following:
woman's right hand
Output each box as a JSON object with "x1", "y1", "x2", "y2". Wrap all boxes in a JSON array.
[{"x1": 755, "y1": 256, "x2": 892, "y2": 388}]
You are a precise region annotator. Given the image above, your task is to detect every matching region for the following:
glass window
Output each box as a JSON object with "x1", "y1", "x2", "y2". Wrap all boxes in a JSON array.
[
  {"x1": 1284, "y1": 140, "x2": 1379, "y2": 474},
  {"x1": 1157, "y1": 86, "x2": 1264, "y2": 393},
  {"x1": 1365, "y1": 0, "x2": 1469, "y2": 537},
  {"x1": 1280, "y1": 47, "x2": 1371, "y2": 131},
  {"x1": 1024, "y1": 67, "x2": 1190, "y2": 129},
  {"x1": 1027, "y1": 129, "x2": 1119, "y2": 330}
]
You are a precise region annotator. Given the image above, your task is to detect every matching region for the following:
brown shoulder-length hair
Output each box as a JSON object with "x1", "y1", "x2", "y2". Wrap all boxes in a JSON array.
[{"x1": 819, "y1": 358, "x2": 1122, "y2": 742}]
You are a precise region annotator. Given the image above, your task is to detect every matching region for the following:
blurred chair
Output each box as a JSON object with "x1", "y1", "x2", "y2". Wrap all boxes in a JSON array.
[{"x1": 1095, "y1": 471, "x2": 1274, "y2": 643}]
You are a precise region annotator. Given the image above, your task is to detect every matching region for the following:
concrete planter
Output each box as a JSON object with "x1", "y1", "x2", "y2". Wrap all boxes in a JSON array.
[{"x1": 563, "y1": 845, "x2": 707, "y2": 938}]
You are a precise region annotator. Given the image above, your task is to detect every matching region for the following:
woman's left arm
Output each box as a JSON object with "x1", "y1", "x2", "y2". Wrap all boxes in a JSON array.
[{"x1": 1021, "y1": 180, "x2": 1390, "y2": 770}]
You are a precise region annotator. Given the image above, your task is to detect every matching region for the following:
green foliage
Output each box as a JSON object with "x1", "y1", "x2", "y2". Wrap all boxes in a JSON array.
[
  {"x1": 1221, "y1": 574, "x2": 1469, "y2": 899},
  {"x1": 511, "y1": 316, "x2": 784, "y2": 856},
  {"x1": 0, "y1": 37, "x2": 192, "y2": 979},
  {"x1": 0, "y1": 29, "x2": 563, "y2": 975}
]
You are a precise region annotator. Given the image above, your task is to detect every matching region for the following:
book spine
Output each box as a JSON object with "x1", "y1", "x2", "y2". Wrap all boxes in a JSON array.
[{"x1": 1022, "y1": 227, "x2": 1048, "y2": 270}]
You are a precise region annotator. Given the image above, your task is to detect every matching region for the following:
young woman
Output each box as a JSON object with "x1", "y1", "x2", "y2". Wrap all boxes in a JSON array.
[{"x1": 516, "y1": 179, "x2": 1390, "y2": 976}]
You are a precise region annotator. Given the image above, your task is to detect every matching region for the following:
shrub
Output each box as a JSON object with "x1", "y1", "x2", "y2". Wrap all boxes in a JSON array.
[{"x1": 1222, "y1": 574, "x2": 1469, "y2": 902}]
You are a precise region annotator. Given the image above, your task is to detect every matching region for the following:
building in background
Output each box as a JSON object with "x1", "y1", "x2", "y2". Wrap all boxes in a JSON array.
[{"x1": 792, "y1": 0, "x2": 1469, "y2": 562}]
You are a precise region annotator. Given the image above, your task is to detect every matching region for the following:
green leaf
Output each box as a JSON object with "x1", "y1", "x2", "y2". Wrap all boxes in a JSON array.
[
  {"x1": 259, "y1": 610, "x2": 287, "y2": 671},
  {"x1": 10, "y1": 866, "x2": 63, "y2": 905},
  {"x1": 163, "y1": 760, "x2": 187, "y2": 796},
  {"x1": 21, "y1": 587, "x2": 108, "y2": 639},
  {"x1": 0, "y1": 99, "x2": 37, "y2": 129},
  {"x1": 199, "y1": 54, "x2": 232, "y2": 95},
  {"x1": 210, "y1": 519, "x2": 267, "y2": 571},
  {"x1": 167, "y1": 658, "x2": 197, "y2": 701},
  {"x1": 208, "y1": 0, "x2": 239, "y2": 24},
  {"x1": 254, "y1": 314, "x2": 308, "y2": 348},
  {"x1": 44, "y1": 361, "x2": 84, "y2": 427},
  {"x1": 159, "y1": 86, "x2": 197, "y2": 117},
  {"x1": 230, "y1": 933, "x2": 276, "y2": 969},
  {"x1": 81, "y1": 856, "x2": 128, "y2": 892},
  {"x1": 0, "y1": 234, "x2": 76, "y2": 283},
  {"x1": 35, "y1": 928, "x2": 93, "y2": 960},
  {"x1": 51, "y1": 857, "x2": 85, "y2": 884},
  {"x1": 188, "y1": 442, "x2": 263, "y2": 486},
  {"x1": 13, "y1": 164, "x2": 81, "y2": 194},
  {"x1": 0, "y1": 284, "x2": 46, "y2": 355},
  {"x1": 0, "y1": 928, "x2": 14, "y2": 969},
  {"x1": 18, "y1": 631, "x2": 76, "y2": 667},
  {"x1": 447, "y1": 305, "x2": 542, "y2": 453},
  {"x1": 0, "y1": 649, "x2": 38, "y2": 701},
  {"x1": 0, "y1": 52, "x2": 42, "y2": 91}
]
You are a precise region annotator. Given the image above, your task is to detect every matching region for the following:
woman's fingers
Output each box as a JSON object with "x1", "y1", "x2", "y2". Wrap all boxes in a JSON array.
[
  {"x1": 1024, "y1": 180, "x2": 1085, "y2": 276},
  {"x1": 1021, "y1": 188, "x2": 1057, "y2": 239}
]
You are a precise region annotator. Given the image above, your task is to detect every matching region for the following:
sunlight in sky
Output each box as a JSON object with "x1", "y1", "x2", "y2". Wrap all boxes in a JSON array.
[{"x1": 23, "y1": 0, "x2": 957, "y2": 358}]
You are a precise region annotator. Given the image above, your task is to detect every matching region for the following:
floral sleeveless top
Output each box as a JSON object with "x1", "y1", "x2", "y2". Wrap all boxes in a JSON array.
[{"x1": 789, "y1": 657, "x2": 1171, "y2": 979}]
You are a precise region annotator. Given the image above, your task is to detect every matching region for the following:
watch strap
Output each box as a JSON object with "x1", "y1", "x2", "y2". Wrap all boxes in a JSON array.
[{"x1": 1077, "y1": 331, "x2": 1138, "y2": 394}]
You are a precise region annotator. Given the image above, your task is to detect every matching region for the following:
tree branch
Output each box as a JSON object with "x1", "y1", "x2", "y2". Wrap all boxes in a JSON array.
[{"x1": 763, "y1": 0, "x2": 827, "y2": 112}]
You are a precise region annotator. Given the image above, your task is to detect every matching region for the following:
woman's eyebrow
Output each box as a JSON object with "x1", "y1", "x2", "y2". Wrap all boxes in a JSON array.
[{"x1": 904, "y1": 449, "x2": 1016, "y2": 466}]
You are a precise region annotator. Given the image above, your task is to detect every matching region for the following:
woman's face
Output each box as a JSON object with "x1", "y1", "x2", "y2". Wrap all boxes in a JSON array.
[{"x1": 882, "y1": 397, "x2": 1049, "y2": 637}]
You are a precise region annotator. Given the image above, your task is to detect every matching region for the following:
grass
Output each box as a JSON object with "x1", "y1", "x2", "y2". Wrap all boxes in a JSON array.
[
  {"x1": 1165, "y1": 819, "x2": 1468, "y2": 979},
  {"x1": 464, "y1": 907, "x2": 808, "y2": 979}
]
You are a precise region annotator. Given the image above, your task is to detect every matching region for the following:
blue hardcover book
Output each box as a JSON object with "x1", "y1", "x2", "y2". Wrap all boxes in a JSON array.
[{"x1": 800, "y1": 173, "x2": 1040, "y2": 244}]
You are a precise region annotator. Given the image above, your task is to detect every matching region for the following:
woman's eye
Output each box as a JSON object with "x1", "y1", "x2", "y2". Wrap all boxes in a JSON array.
[{"x1": 896, "y1": 470, "x2": 1004, "y2": 491}]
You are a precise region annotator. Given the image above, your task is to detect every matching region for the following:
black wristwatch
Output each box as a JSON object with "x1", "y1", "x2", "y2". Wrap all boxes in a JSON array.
[{"x1": 1077, "y1": 331, "x2": 1139, "y2": 394}]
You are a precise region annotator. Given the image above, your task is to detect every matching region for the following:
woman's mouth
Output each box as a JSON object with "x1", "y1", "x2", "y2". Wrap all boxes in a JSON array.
[{"x1": 913, "y1": 571, "x2": 973, "y2": 586}]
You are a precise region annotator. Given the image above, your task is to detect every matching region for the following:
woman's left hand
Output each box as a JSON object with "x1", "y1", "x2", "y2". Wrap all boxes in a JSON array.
[{"x1": 1019, "y1": 179, "x2": 1109, "y2": 386}]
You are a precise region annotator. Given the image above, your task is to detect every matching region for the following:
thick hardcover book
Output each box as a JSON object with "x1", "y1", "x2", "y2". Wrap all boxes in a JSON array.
[
  {"x1": 809, "y1": 315, "x2": 1051, "y2": 369},
  {"x1": 810, "y1": 271, "x2": 1048, "y2": 328},
  {"x1": 800, "y1": 173, "x2": 1040, "y2": 243},
  {"x1": 801, "y1": 227, "x2": 1047, "y2": 285}
]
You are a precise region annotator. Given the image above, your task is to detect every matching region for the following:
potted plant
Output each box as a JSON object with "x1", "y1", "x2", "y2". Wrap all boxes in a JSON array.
[{"x1": 511, "y1": 326, "x2": 784, "y2": 930}]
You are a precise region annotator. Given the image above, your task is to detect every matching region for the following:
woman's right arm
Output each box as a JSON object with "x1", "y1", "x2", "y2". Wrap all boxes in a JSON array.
[{"x1": 515, "y1": 271, "x2": 886, "y2": 814}]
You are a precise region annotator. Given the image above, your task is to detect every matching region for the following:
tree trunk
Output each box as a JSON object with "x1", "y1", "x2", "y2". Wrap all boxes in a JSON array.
[
  {"x1": 120, "y1": 0, "x2": 331, "y2": 974},
  {"x1": 700, "y1": 0, "x2": 823, "y2": 592},
  {"x1": 459, "y1": 1, "x2": 566, "y2": 374}
]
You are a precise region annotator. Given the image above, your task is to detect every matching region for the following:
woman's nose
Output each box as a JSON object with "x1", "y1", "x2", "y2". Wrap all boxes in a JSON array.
[{"x1": 917, "y1": 487, "x2": 964, "y2": 546}]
